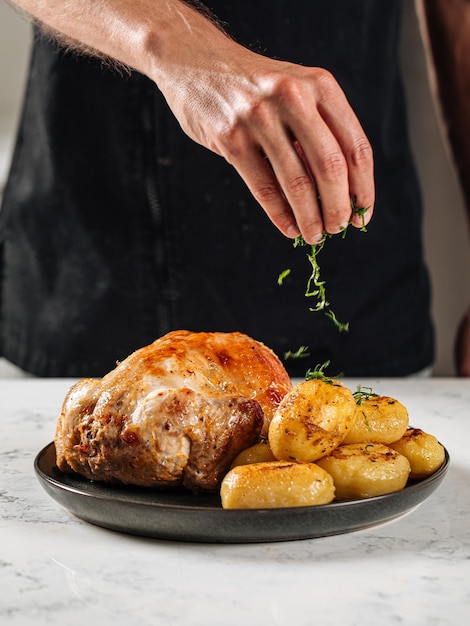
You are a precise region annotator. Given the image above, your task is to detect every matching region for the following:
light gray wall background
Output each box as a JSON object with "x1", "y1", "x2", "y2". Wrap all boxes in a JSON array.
[
  {"x1": 0, "y1": 2, "x2": 30, "y2": 188},
  {"x1": 0, "y1": 0, "x2": 469, "y2": 376},
  {"x1": 399, "y1": 0, "x2": 470, "y2": 376}
]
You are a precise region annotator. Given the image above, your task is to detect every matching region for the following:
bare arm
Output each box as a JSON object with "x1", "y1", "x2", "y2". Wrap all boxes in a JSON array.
[
  {"x1": 418, "y1": 0, "x2": 470, "y2": 212},
  {"x1": 9, "y1": 0, "x2": 374, "y2": 245},
  {"x1": 417, "y1": 0, "x2": 470, "y2": 375}
]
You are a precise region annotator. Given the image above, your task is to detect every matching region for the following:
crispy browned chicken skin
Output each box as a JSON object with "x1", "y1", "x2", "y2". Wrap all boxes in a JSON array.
[{"x1": 55, "y1": 331, "x2": 292, "y2": 491}]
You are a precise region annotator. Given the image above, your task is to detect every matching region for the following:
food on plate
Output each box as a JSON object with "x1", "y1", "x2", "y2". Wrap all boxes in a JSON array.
[
  {"x1": 230, "y1": 440, "x2": 277, "y2": 468},
  {"x1": 227, "y1": 378, "x2": 445, "y2": 507},
  {"x1": 220, "y1": 460, "x2": 335, "y2": 509},
  {"x1": 53, "y1": 329, "x2": 446, "y2": 506},
  {"x1": 268, "y1": 378, "x2": 357, "y2": 462},
  {"x1": 343, "y1": 394, "x2": 409, "y2": 444},
  {"x1": 389, "y1": 428, "x2": 446, "y2": 480},
  {"x1": 315, "y1": 442, "x2": 411, "y2": 500},
  {"x1": 54, "y1": 330, "x2": 292, "y2": 492}
]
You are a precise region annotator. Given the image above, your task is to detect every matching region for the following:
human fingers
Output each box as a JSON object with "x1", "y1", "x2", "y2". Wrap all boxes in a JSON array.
[
  {"x1": 262, "y1": 68, "x2": 374, "y2": 240},
  {"x1": 223, "y1": 98, "x2": 345, "y2": 244},
  {"x1": 261, "y1": 127, "x2": 337, "y2": 244},
  {"x1": 226, "y1": 118, "x2": 361, "y2": 245},
  {"x1": 231, "y1": 146, "x2": 304, "y2": 240},
  {"x1": 223, "y1": 119, "x2": 329, "y2": 242},
  {"x1": 312, "y1": 71, "x2": 375, "y2": 229}
]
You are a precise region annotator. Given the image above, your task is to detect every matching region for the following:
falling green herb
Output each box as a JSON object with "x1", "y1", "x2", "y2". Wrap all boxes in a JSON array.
[
  {"x1": 281, "y1": 231, "x2": 349, "y2": 332},
  {"x1": 297, "y1": 233, "x2": 329, "y2": 312},
  {"x1": 278, "y1": 196, "x2": 369, "y2": 333},
  {"x1": 325, "y1": 310, "x2": 349, "y2": 333},
  {"x1": 284, "y1": 345, "x2": 311, "y2": 360},
  {"x1": 277, "y1": 268, "x2": 291, "y2": 286}
]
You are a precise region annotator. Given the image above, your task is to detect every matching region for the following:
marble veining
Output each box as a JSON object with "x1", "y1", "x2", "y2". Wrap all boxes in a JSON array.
[{"x1": 1, "y1": 378, "x2": 469, "y2": 625}]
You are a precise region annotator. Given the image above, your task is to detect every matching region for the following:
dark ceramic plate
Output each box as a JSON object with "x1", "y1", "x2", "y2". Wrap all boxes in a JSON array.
[{"x1": 34, "y1": 442, "x2": 449, "y2": 543}]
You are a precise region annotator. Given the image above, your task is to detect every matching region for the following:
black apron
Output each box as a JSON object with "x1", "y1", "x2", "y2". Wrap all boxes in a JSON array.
[{"x1": 0, "y1": 0, "x2": 434, "y2": 377}]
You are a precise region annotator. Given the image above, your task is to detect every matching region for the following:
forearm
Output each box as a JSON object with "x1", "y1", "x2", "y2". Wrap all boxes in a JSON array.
[
  {"x1": 7, "y1": 0, "x2": 375, "y2": 244},
  {"x1": 417, "y1": 0, "x2": 470, "y2": 220},
  {"x1": 8, "y1": 0, "x2": 230, "y2": 81}
]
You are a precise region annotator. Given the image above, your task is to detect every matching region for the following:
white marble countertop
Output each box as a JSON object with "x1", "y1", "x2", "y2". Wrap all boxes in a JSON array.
[{"x1": 1, "y1": 377, "x2": 469, "y2": 625}]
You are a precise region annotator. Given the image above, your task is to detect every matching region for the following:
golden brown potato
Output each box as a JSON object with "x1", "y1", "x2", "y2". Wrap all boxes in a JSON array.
[
  {"x1": 343, "y1": 395, "x2": 409, "y2": 445},
  {"x1": 268, "y1": 379, "x2": 356, "y2": 462},
  {"x1": 230, "y1": 440, "x2": 277, "y2": 468},
  {"x1": 389, "y1": 428, "x2": 445, "y2": 480},
  {"x1": 316, "y1": 442, "x2": 411, "y2": 500},
  {"x1": 220, "y1": 460, "x2": 335, "y2": 509}
]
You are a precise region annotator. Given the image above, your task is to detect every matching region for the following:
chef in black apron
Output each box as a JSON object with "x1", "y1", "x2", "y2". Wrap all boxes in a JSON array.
[{"x1": 0, "y1": 1, "x2": 435, "y2": 377}]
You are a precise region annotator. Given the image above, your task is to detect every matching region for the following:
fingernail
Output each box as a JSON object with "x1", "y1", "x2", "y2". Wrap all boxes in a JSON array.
[
  {"x1": 307, "y1": 233, "x2": 324, "y2": 245},
  {"x1": 286, "y1": 225, "x2": 301, "y2": 238}
]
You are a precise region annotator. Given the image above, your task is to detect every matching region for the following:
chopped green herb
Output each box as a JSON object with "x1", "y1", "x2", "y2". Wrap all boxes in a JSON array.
[
  {"x1": 278, "y1": 196, "x2": 370, "y2": 374},
  {"x1": 361, "y1": 410, "x2": 372, "y2": 431},
  {"x1": 277, "y1": 268, "x2": 291, "y2": 286},
  {"x1": 278, "y1": 196, "x2": 370, "y2": 333},
  {"x1": 353, "y1": 385, "x2": 379, "y2": 405},
  {"x1": 305, "y1": 360, "x2": 342, "y2": 385},
  {"x1": 284, "y1": 345, "x2": 311, "y2": 360},
  {"x1": 350, "y1": 196, "x2": 370, "y2": 232},
  {"x1": 289, "y1": 233, "x2": 349, "y2": 331},
  {"x1": 324, "y1": 310, "x2": 350, "y2": 333}
]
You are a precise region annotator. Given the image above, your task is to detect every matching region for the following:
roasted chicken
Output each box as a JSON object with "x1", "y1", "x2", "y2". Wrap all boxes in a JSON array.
[{"x1": 55, "y1": 330, "x2": 292, "y2": 492}]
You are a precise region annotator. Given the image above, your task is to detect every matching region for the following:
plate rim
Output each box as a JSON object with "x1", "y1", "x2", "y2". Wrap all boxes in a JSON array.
[{"x1": 34, "y1": 441, "x2": 450, "y2": 541}]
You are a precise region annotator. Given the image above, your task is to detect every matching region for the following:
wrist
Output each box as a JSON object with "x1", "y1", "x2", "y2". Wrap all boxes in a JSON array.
[{"x1": 138, "y1": 1, "x2": 234, "y2": 87}]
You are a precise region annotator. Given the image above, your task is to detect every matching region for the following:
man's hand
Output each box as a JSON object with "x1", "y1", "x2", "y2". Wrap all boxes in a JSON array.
[
  {"x1": 154, "y1": 37, "x2": 375, "y2": 244},
  {"x1": 10, "y1": 0, "x2": 375, "y2": 244}
]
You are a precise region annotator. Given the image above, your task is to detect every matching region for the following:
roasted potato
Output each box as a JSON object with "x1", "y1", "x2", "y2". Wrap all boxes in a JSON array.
[
  {"x1": 343, "y1": 395, "x2": 409, "y2": 445},
  {"x1": 389, "y1": 427, "x2": 445, "y2": 480},
  {"x1": 230, "y1": 440, "x2": 277, "y2": 468},
  {"x1": 268, "y1": 379, "x2": 356, "y2": 462},
  {"x1": 220, "y1": 460, "x2": 335, "y2": 509},
  {"x1": 316, "y1": 442, "x2": 411, "y2": 500}
]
